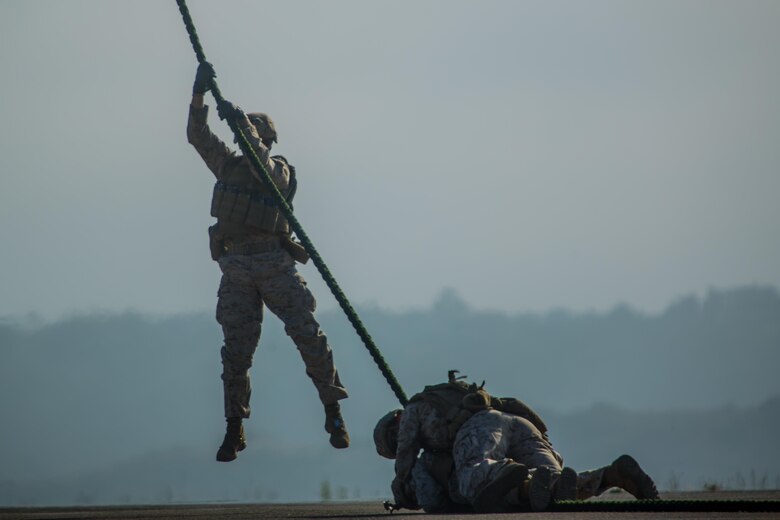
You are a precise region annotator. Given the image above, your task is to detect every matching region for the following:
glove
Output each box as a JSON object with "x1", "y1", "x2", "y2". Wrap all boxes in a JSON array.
[
  {"x1": 391, "y1": 476, "x2": 420, "y2": 510},
  {"x1": 192, "y1": 61, "x2": 216, "y2": 95},
  {"x1": 217, "y1": 100, "x2": 244, "y2": 122}
]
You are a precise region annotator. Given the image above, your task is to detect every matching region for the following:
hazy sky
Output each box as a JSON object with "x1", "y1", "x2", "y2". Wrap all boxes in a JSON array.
[{"x1": 1, "y1": 0, "x2": 778, "y2": 320}]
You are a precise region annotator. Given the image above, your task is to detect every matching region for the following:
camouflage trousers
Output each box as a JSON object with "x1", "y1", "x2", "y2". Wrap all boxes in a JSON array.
[
  {"x1": 453, "y1": 410, "x2": 607, "y2": 503},
  {"x1": 216, "y1": 248, "x2": 347, "y2": 418},
  {"x1": 412, "y1": 451, "x2": 468, "y2": 513}
]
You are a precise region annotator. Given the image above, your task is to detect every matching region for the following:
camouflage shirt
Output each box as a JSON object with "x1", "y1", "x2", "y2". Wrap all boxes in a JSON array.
[
  {"x1": 395, "y1": 400, "x2": 452, "y2": 482},
  {"x1": 187, "y1": 104, "x2": 290, "y2": 191}
]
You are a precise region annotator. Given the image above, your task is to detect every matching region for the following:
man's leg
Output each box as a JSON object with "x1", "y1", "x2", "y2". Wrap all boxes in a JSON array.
[
  {"x1": 215, "y1": 256, "x2": 263, "y2": 461},
  {"x1": 259, "y1": 261, "x2": 349, "y2": 448},
  {"x1": 453, "y1": 410, "x2": 518, "y2": 506},
  {"x1": 505, "y1": 418, "x2": 563, "y2": 470},
  {"x1": 502, "y1": 414, "x2": 567, "y2": 511},
  {"x1": 576, "y1": 455, "x2": 659, "y2": 500},
  {"x1": 455, "y1": 412, "x2": 569, "y2": 512},
  {"x1": 412, "y1": 452, "x2": 452, "y2": 513},
  {"x1": 454, "y1": 411, "x2": 557, "y2": 513}
]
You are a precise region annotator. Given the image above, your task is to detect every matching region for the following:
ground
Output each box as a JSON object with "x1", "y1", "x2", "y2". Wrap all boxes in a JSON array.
[{"x1": 1, "y1": 491, "x2": 779, "y2": 519}]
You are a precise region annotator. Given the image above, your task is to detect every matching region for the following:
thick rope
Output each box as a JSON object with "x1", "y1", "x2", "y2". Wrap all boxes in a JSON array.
[
  {"x1": 385, "y1": 498, "x2": 780, "y2": 514},
  {"x1": 550, "y1": 498, "x2": 780, "y2": 513},
  {"x1": 175, "y1": 0, "x2": 408, "y2": 406}
]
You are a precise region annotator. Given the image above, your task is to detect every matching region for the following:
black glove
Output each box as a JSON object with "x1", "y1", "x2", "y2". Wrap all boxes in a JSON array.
[
  {"x1": 217, "y1": 100, "x2": 244, "y2": 122},
  {"x1": 192, "y1": 61, "x2": 216, "y2": 95}
]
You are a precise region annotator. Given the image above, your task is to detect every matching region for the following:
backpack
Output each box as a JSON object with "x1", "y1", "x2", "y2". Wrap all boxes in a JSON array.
[{"x1": 408, "y1": 370, "x2": 548, "y2": 442}]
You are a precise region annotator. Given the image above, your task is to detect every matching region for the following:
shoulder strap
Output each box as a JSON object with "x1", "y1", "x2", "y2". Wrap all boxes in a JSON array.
[{"x1": 271, "y1": 154, "x2": 297, "y2": 207}]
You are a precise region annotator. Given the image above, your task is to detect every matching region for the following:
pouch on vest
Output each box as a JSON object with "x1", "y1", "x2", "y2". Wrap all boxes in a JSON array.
[
  {"x1": 462, "y1": 388, "x2": 492, "y2": 412},
  {"x1": 245, "y1": 195, "x2": 266, "y2": 227},
  {"x1": 210, "y1": 183, "x2": 226, "y2": 218},
  {"x1": 208, "y1": 223, "x2": 224, "y2": 261},
  {"x1": 280, "y1": 235, "x2": 309, "y2": 264},
  {"x1": 232, "y1": 191, "x2": 252, "y2": 222},
  {"x1": 212, "y1": 184, "x2": 241, "y2": 221},
  {"x1": 273, "y1": 214, "x2": 290, "y2": 234},
  {"x1": 259, "y1": 197, "x2": 279, "y2": 230}
]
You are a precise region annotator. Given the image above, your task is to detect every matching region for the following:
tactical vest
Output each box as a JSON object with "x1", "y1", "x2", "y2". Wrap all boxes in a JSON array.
[
  {"x1": 210, "y1": 155, "x2": 297, "y2": 235},
  {"x1": 408, "y1": 372, "x2": 548, "y2": 444},
  {"x1": 408, "y1": 377, "x2": 492, "y2": 443}
]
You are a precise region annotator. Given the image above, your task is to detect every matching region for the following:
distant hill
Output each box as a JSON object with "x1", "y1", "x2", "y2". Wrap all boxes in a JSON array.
[
  {"x1": 1, "y1": 399, "x2": 777, "y2": 506},
  {"x1": 1, "y1": 285, "x2": 778, "y2": 505}
]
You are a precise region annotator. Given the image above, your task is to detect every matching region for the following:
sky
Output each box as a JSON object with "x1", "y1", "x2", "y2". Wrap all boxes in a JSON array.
[{"x1": 0, "y1": 0, "x2": 778, "y2": 320}]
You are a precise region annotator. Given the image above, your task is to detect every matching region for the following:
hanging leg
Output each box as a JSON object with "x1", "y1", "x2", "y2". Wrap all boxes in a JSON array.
[{"x1": 215, "y1": 257, "x2": 263, "y2": 461}]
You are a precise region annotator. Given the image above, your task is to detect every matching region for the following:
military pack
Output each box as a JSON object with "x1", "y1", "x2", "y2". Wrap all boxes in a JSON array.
[
  {"x1": 408, "y1": 371, "x2": 492, "y2": 442},
  {"x1": 408, "y1": 371, "x2": 548, "y2": 443}
]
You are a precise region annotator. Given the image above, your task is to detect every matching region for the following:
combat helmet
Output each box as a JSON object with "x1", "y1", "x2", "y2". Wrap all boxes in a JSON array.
[
  {"x1": 247, "y1": 112, "x2": 278, "y2": 144},
  {"x1": 373, "y1": 409, "x2": 402, "y2": 459}
]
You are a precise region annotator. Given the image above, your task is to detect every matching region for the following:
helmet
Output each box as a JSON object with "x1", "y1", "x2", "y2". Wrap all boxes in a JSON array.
[
  {"x1": 247, "y1": 112, "x2": 278, "y2": 143},
  {"x1": 373, "y1": 409, "x2": 402, "y2": 459}
]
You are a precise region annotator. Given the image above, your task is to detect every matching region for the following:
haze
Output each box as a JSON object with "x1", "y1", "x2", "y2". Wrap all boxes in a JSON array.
[
  {"x1": 1, "y1": 1, "x2": 778, "y2": 320},
  {"x1": 2, "y1": 1, "x2": 780, "y2": 505}
]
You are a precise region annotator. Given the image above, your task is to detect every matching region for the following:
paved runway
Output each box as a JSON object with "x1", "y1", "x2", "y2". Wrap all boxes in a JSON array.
[{"x1": 2, "y1": 491, "x2": 779, "y2": 520}]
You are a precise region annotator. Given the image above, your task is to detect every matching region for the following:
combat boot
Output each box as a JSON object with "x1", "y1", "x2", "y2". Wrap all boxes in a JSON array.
[
  {"x1": 602, "y1": 454, "x2": 659, "y2": 499},
  {"x1": 216, "y1": 417, "x2": 247, "y2": 462},
  {"x1": 527, "y1": 465, "x2": 555, "y2": 511},
  {"x1": 553, "y1": 466, "x2": 578, "y2": 501},
  {"x1": 324, "y1": 402, "x2": 350, "y2": 449},
  {"x1": 472, "y1": 462, "x2": 528, "y2": 513}
]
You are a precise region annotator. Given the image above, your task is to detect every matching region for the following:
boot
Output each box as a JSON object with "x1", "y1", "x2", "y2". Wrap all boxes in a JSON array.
[
  {"x1": 527, "y1": 465, "x2": 555, "y2": 511},
  {"x1": 472, "y1": 462, "x2": 528, "y2": 513},
  {"x1": 324, "y1": 402, "x2": 350, "y2": 449},
  {"x1": 603, "y1": 455, "x2": 659, "y2": 500},
  {"x1": 216, "y1": 417, "x2": 247, "y2": 462},
  {"x1": 553, "y1": 466, "x2": 578, "y2": 501}
]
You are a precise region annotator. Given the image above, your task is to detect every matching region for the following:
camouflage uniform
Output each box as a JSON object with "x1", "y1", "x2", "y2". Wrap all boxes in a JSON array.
[
  {"x1": 187, "y1": 104, "x2": 347, "y2": 418},
  {"x1": 453, "y1": 409, "x2": 609, "y2": 502},
  {"x1": 411, "y1": 451, "x2": 464, "y2": 512},
  {"x1": 393, "y1": 400, "x2": 468, "y2": 511}
]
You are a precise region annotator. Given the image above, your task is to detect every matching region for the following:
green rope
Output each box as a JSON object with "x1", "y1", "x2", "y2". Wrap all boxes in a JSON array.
[
  {"x1": 550, "y1": 499, "x2": 780, "y2": 513},
  {"x1": 386, "y1": 498, "x2": 780, "y2": 514},
  {"x1": 175, "y1": 0, "x2": 408, "y2": 406}
]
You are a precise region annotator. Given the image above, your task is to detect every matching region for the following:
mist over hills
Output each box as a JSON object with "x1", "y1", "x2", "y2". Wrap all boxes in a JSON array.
[{"x1": 0, "y1": 285, "x2": 778, "y2": 505}]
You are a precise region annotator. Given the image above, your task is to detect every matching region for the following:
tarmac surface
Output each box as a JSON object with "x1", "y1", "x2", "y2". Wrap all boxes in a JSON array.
[{"x1": 2, "y1": 491, "x2": 779, "y2": 520}]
